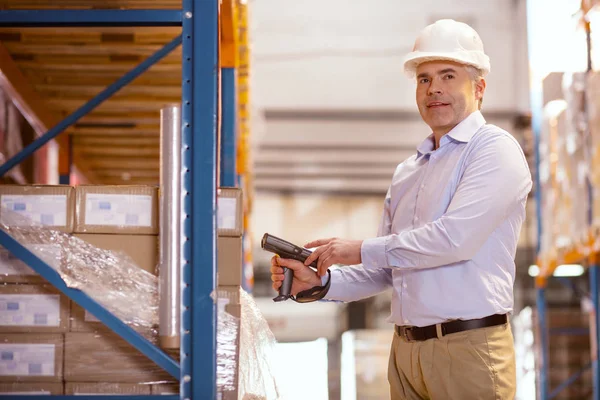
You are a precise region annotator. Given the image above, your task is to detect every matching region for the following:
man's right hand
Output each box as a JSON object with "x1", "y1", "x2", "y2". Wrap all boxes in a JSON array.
[{"x1": 270, "y1": 255, "x2": 322, "y2": 296}]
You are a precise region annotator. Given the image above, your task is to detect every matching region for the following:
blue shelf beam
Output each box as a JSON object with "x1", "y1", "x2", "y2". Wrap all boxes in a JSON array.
[
  {"x1": 58, "y1": 134, "x2": 73, "y2": 185},
  {"x1": 181, "y1": 0, "x2": 220, "y2": 398},
  {"x1": 592, "y1": 265, "x2": 600, "y2": 400},
  {"x1": 549, "y1": 363, "x2": 592, "y2": 400},
  {"x1": 536, "y1": 287, "x2": 549, "y2": 400},
  {"x1": 0, "y1": 397, "x2": 178, "y2": 400},
  {"x1": 220, "y1": 67, "x2": 238, "y2": 187},
  {"x1": 0, "y1": 34, "x2": 182, "y2": 178},
  {"x1": 0, "y1": 230, "x2": 180, "y2": 380},
  {"x1": 0, "y1": 10, "x2": 182, "y2": 27}
]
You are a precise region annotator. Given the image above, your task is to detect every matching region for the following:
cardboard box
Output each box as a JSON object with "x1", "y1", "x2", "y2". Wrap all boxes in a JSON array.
[
  {"x1": 72, "y1": 234, "x2": 158, "y2": 275},
  {"x1": 74, "y1": 185, "x2": 159, "y2": 235},
  {"x1": 218, "y1": 236, "x2": 242, "y2": 286},
  {"x1": 65, "y1": 332, "x2": 172, "y2": 383},
  {"x1": 218, "y1": 188, "x2": 243, "y2": 237},
  {"x1": 0, "y1": 284, "x2": 69, "y2": 333},
  {"x1": 152, "y1": 383, "x2": 178, "y2": 395},
  {"x1": 0, "y1": 241, "x2": 63, "y2": 284},
  {"x1": 0, "y1": 382, "x2": 63, "y2": 394},
  {"x1": 65, "y1": 382, "x2": 151, "y2": 395},
  {"x1": 0, "y1": 185, "x2": 74, "y2": 233},
  {"x1": 0, "y1": 333, "x2": 63, "y2": 382},
  {"x1": 69, "y1": 234, "x2": 158, "y2": 332}
]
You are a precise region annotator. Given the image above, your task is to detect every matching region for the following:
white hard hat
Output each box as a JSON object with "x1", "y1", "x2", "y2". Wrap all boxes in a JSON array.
[{"x1": 403, "y1": 19, "x2": 490, "y2": 78}]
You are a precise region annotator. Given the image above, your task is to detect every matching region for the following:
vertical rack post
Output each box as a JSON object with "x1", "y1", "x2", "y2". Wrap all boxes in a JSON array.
[
  {"x1": 220, "y1": 0, "x2": 238, "y2": 188},
  {"x1": 58, "y1": 137, "x2": 72, "y2": 184},
  {"x1": 536, "y1": 287, "x2": 549, "y2": 400},
  {"x1": 591, "y1": 265, "x2": 600, "y2": 400},
  {"x1": 220, "y1": 69, "x2": 238, "y2": 187},
  {"x1": 181, "y1": 0, "x2": 220, "y2": 398}
]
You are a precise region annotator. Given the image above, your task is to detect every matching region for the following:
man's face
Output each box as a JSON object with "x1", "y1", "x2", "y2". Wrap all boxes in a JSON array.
[{"x1": 415, "y1": 61, "x2": 485, "y2": 134}]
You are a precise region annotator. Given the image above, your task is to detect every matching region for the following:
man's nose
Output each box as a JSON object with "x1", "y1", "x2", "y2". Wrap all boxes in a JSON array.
[{"x1": 427, "y1": 80, "x2": 443, "y2": 96}]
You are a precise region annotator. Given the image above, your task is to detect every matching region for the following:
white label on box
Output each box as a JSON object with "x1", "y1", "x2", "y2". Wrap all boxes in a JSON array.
[
  {"x1": 0, "y1": 195, "x2": 67, "y2": 227},
  {"x1": 0, "y1": 343, "x2": 55, "y2": 376},
  {"x1": 84, "y1": 310, "x2": 100, "y2": 323},
  {"x1": 217, "y1": 197, "x2": 237, "y2": 230},
  {"x1": 0, "y1": 244, "x2": 62, "y2": 277},
  {"x1": 0, "y1": 294, "x2": 60, "y2": 327},
  {"x1": 85, "y1": 194, "x2": 152, "y2": 227}
]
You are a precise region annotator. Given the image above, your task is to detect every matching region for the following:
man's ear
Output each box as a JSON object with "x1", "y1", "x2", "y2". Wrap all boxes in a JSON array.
[{"x1": 475, "y1": 78, "x2": 487, "y2": 102}]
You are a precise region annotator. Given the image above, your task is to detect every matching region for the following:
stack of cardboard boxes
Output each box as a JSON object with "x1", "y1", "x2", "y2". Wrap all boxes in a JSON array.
[
  {"x1": 0, "y1": 184, "x2": 244, "y2": 395},
  {"x1": 0, "y1": 185, "x2": 73, "y2": 395},
  {"x1": 66, "y1": 185, "x2": 168, "y2": 395}
]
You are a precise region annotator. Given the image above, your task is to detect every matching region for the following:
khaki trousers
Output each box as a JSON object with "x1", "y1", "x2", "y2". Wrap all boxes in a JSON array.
[{"x1": 388, "y1": 323, "x2": 516, "y2": 400}]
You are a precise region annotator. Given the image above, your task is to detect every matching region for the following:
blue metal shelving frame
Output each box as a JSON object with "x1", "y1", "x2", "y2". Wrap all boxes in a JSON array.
[
  {"x1": 220, "y1": 68, "x2": 238, "y2": 187},
  {"x1": 0, "y1": 2, "x2": 229, "y2": 399}
]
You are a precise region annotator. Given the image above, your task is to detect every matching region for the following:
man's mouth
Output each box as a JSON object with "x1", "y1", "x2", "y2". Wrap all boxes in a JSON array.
[{"x1": 427, "y1": 102, "x2": 449, "y2": 108}]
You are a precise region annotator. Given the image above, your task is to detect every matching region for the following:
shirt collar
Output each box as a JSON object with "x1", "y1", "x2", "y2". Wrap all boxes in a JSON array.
[{"x1": 416, "y1": 111, "x2": 486, "y2": 158}]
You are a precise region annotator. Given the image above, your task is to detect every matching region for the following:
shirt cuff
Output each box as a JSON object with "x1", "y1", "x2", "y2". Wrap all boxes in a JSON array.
[
  {"x1": 361, "y1": 236, "x2": 388, "y2": 270},
  {"x1": 320, "y1": 268, "x2": 340, "y2": 301}
]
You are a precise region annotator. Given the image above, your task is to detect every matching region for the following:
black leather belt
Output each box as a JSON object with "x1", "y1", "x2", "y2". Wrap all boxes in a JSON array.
[{"x1": 395, "y1": 314, "x2": 508, "y2": 342}]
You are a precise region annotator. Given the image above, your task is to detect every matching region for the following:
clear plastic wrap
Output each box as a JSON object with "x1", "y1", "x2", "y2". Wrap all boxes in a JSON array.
[
  {"x1": 539, "y1": 73, "x2": 590, "y2": 258},
  {"x1": 587, "y1": 71, "x2": 600, "y2": 228},
  {"x1": 561, "y1": 72, "x2": 590, "y2": 244},
  {"x1": 0, "y1": 208, "x2": 283, "y2": 394},
  {"x1": 217, "y1": 304, "x2": 240, "y2": 393},
  {"x1": 238, "y1": 289, "x2": 282, "y2": 400},
  {"x1": 0, "y1": 209, "x2": 159, "y2": 341}
]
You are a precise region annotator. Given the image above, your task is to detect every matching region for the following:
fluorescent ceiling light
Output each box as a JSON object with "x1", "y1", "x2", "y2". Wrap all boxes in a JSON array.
[{"x1": 528, "y1": 264, "x2": 585, "y2": 277}]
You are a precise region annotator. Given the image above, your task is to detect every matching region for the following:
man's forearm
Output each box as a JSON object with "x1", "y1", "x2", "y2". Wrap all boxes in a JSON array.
[{"x1": 323, "y1": 264, "x2": 393, "y2": 302}]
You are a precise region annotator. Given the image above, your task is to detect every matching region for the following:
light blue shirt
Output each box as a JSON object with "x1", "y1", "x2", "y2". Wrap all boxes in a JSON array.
[{"x1": 323, "y1": 111, "x2": 532, "y2": 327}]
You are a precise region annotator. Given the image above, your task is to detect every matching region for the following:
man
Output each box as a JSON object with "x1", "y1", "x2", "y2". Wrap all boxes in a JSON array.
[{"x1": 270, "y1": 19, "x2": 531, "y2": 399}]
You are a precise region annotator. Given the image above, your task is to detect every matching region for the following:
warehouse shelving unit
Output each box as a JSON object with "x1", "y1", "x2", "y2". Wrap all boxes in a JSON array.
[
  {"x1": 528, "y1": 1, "x2": 600, "y2": 399},
  {"x1": 0, "y1": 1, "x2": 239, "y2": 399}
]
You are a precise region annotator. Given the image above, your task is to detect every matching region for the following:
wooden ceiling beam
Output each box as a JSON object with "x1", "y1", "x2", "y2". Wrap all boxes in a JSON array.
[
  {"x1": 51, "y1": 98, "x2": 179, "y2": 113},
  {"x1": 0, "y1": 41, "x2": 96, "y2": 183},
  {"x1": 88, "y1": 159, "x2": 158, "y2": 170},
  {"x1": 69, "y1": 132, "x2": 160, "y2": 139},
  {"x1": 19, "y1": 62, "x2": 180, "y2": 73},
  {"x1": 75, "y1": 113, "x2": 159, "y2": 125},
  {"x1": 24, "y1": 71, "x2": 181, "y2": 87},
  {"x1": 73, "y1": 137, "x2": 159, "y2": 147},
  {"x1": 4, "y1": 42, "x2": 183, "y2": 57},
  {"x1": 80, "y1": 146, "x2": 159, "y2": 156},
  {"x1": 37, "y1": 84, "x2": 181, "y2": 98}
]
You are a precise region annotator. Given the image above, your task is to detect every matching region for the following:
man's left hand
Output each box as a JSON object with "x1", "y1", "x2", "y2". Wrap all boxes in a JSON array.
[{"x1": 303, "y1": 238, "x2": 363, "y2": 277}]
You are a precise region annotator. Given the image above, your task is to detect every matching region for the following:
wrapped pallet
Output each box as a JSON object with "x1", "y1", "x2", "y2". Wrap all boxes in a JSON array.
[{"x1": 539, "y1": 73, "x2": 590, "y2": 261}]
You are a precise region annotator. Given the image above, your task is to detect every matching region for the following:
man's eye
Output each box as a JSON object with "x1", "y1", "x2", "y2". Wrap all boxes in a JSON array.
[
  {"x1": 419, "y1": 78, "x2": 429, "y2": 84},
  {"x1": 444, "y1": 74, "x2": 454, "y2": 79}
]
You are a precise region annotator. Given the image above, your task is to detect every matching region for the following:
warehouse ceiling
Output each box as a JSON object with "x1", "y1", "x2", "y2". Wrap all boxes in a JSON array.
[{"x1": 0, "y1": 0, "x2": 182, "y2": 185}]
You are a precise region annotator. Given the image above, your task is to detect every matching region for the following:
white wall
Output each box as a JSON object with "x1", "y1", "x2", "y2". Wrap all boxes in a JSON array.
[{"x1": 250, "y1": 0, "x2": 529, "y2": 111}]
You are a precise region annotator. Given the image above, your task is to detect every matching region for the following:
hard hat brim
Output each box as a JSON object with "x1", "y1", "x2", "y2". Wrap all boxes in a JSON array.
[{"x1": 403, "y1": 51, "x2": 490, "y2": 78}]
